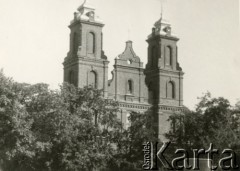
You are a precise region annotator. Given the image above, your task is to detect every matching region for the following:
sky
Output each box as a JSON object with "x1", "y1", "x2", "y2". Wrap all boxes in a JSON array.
[{"x1": 0, "y1": 0, "x2": 239, "y2": 109}]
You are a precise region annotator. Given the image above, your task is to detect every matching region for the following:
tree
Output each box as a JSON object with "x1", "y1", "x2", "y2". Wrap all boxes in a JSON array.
[
  {"x1": 0, "y1": 71, "x2": 38, "y2": 170},
  {"x1": 166, "y1": 92, "x2": 240, "y2": 160},
  {"x1": 107, "y1": 108, "x2": 159, "y2": 171},
  {"x1": 0, "y1": 70, "x2": 122, "y2": 171}
]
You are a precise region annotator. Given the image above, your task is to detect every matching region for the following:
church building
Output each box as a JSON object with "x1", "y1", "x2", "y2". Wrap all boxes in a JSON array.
[{"x1": 63, "y1": 0, "x2": 185, "y2": 140}]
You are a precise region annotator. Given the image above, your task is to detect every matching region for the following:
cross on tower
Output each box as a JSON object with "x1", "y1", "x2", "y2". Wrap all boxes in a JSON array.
[{"x1": 160, "y1": 0, "x2": 166, "y2": 19}]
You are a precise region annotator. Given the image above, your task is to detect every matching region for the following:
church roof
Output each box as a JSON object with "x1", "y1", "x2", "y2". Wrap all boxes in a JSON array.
[
  {"x1": 148, "y1": 15, "x2": 177, "y2": 39},
  {"x1": 117, "y1": 41, "x2": 140, "y2": 63},
  {"x1": 71, "y1": 0, "x2": 103, "y2": 24}
]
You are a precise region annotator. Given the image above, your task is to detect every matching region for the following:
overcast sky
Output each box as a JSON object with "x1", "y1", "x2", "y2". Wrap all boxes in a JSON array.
[{"x1": 0, "y1": 0, "x2": 239, "y2": 109}]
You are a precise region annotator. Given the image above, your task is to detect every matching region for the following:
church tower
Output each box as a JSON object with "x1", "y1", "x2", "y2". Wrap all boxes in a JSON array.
[
  {"x1": 63, "y1": 1, "x2": 186, "y2": 140},
  {"x1": 63, "y1": 0, "x2": 109, "y2": 97},
  {"x1": 145, "y1": 16, "x2": 184, "y2": 140}
]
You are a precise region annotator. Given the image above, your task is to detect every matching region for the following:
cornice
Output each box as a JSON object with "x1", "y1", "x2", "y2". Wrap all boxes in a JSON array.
[{"x1": 69, "y1": 19, "x2": 104, "y2": 28}]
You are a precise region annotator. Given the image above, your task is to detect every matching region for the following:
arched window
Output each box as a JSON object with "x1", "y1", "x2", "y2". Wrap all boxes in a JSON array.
[
  {"x1": 88, "y1": 71, "x2": 97, "y2": 88},
  {"x1": 167, "y1": 81, "x2": 175, "y2": 99},
  {"x1": 165, "y1": 46, "x2": 172, "y2": 66},
  {"x1": 151, "y1": 46, "x2": 156, "y2": 66},
  {"x1": 127, "y1": 80, "x2": 133, "y2": 94},
  {"x1": 73, "y1": 32, "x2": 79, "y2": 55},
  {"x1": 69, "y1": 71, "x2": 74, "y2": 84},
  {"x1": 87, "y1": 32, "x2": 95, "y2": 54}
]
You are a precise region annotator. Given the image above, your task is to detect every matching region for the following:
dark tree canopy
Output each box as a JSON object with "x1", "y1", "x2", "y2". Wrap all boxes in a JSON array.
[
  {"x1": 0, "y1": 70, "x2": 159, "y2": 171},
  {"x1": 1, "y1": 70, "x2": 239, "y2": 171},
  {"x1": 166, "y1": 92, "x2": 240, "y2": 163},
  {"x1": 0, "y1": 70, "x2": 123, "y2": 171}
]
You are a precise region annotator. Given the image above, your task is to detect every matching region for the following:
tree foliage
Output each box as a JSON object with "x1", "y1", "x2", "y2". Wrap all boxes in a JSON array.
[
  {"x1": 166, "y1": 92, "x2": 240, "y2": 155},
  {"x1": 0, "y1": 70, "x2": 160, "y2": 171},
  {"x1": 0, "y1": 70, "x2": 123, "y2": 171},
  {"x1": 2, "y1": 69, "x2": 239, "y2": 171},
  {"x1": 108, "y1": 108, "x2": 159, "y2": 171}
]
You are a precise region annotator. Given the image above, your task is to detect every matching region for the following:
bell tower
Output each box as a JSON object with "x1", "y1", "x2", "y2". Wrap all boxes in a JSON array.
[
  {"x1": 145, "y1": 16, "x2": 184, "y2": 140},
  {"x1": 63, "y1": 0, "x2": 109, "y2": 97}
]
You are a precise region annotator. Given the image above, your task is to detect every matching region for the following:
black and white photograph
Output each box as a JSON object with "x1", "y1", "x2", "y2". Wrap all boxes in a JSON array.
[{"x1": 0, "y1": 0, "x2": 239, "y2": 170}]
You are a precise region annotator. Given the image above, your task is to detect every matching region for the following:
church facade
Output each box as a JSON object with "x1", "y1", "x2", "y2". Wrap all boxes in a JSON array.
[{"x1": 63, "y1": 1, "x2": 185, "y2": 140}]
